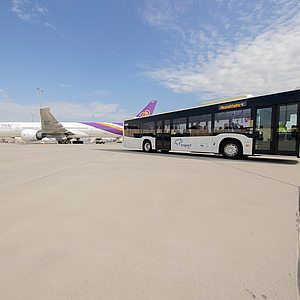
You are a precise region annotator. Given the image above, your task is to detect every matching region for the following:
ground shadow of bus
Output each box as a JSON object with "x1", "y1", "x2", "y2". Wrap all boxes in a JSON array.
[{"x1": 94, "y1": 148, "x2": 299, "y2": 165}]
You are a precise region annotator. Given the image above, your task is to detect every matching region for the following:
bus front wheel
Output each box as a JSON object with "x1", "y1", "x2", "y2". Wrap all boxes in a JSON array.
[
  {"x1": 143, "y1": 140, "x2": 152, "y2": 152},
  {"x1": 221, "y1": 140, "x2": 242, "y2": 159}
]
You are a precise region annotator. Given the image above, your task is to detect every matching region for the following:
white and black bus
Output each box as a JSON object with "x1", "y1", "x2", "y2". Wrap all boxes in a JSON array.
[{"x1": 123, "y1": 89, "x2": 300, "y2": 159}]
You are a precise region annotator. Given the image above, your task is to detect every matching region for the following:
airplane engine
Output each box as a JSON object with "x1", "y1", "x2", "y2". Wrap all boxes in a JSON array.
[
  {"x1": 36, "y1": 130, "x2": 48, "y2": 140},
  {"x1": 21, "y1": 129, "x2": 47, "y2": 141}
]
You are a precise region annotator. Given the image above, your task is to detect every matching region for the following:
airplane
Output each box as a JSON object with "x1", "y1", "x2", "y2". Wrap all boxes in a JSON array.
[{"x1": 0, "y1": 100, "x2": 157, "y2": 143}]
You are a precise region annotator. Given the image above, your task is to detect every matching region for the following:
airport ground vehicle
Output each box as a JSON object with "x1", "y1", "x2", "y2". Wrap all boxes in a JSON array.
[
  {"x1": 123, "y1": 89, "x2": 300, "y2": 159},
  {"x1": 95, "y1": 138, "x2": 105, "y2": 144}
]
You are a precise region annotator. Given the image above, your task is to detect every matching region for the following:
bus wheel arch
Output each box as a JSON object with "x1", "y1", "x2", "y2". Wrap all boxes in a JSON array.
[
  {"x1": 143, "y1": 139, "x2": 152, "y2": 152},
  {"x1": 220, "y1": 138, "x2": 243, "y2": 159}
]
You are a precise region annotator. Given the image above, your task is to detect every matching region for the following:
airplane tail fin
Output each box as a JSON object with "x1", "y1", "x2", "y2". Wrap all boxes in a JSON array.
[{"x1": 136, "y1": 100, "x2": 157, "y2": 117}]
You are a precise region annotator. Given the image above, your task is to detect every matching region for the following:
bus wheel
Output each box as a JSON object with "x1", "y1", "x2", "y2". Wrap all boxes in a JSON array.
[
  {"x1": 221, "y1": 140, "x2": 242, "y2": 159},
  {"x1": 143, "y1": 140, "x2": 152, "y2": 152}
]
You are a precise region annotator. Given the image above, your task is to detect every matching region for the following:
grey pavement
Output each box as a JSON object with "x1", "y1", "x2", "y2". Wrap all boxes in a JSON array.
[{"x1": 0, "y1": 143, "x2": 299, "y2": 299}]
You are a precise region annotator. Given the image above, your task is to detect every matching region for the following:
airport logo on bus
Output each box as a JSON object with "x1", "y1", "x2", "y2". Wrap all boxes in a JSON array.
[{"x1": 174, "y1": 139, "x2": 192, "y2": 149}]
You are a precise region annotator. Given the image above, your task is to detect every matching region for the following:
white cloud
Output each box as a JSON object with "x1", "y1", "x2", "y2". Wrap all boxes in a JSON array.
[
  {"x1": 48, "y1": 101, "x2": 119, "y2": 120},
  {"x1": 11, "y1": 0, "x2": 33, "y2": 21},
  {"x1": 35, "y1": 3, "x2": 48, "y2": 14},
  {"x1": 137, "y1": 0, "x2": 194, "y2": 32},
  {"x1": 11, "y1": 0, "x2": 48, "y2": 22},
  {"x1": 0, "y1": 89, "x2": 10, "y2": 101},
  {"x1": 45, "y1": 22, "x2": 56, "y2": 30},
  {"x1": 61, "y1": 84, "x2": 76, "y2": 89},
  {"x1": 91, "y1": 90, "x2": 110, "y2": 96},
  {"x1": 11, "y1": 0, "x2": 58, "y2": 31},
  {"x1": 0, "y1": 100, "x2": 128, "y2": 122},
  {"x1": 0, "y1": 101, "x2": 39, "y2": 121},
  {"x1": 140, "y1": 0, "x2": 300, "y2": 100}
]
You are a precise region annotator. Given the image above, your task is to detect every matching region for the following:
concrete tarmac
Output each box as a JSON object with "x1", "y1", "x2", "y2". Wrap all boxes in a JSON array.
[{"x1": 0, "y1": 143, "x2": 299, "y2": 299}]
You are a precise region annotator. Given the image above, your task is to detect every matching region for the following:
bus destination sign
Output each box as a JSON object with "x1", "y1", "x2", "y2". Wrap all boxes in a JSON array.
[{"x1": 219, "y1": 101, "x2": 247, "y2": 110}]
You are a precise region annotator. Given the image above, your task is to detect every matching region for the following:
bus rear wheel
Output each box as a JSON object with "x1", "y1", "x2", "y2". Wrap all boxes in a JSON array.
[
  {"x1": 143, "y1": 140, "x2": 152, "y2": 152},
  {"x1": 221, "y1": 140, "x2": 242, "y2": 159}
]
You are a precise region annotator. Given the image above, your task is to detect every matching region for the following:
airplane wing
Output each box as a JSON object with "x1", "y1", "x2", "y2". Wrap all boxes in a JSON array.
[{"x1": 40, "y1": 108, "x2": 74, "y2": 138}]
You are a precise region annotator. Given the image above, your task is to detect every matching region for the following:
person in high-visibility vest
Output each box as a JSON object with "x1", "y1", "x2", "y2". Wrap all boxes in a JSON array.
[
  {"x1": 278, "y1": 122, "x2": 288, "y2": 132},
  {"x1": 278, "y1": 122, "x2": 288, "y2": 141}
]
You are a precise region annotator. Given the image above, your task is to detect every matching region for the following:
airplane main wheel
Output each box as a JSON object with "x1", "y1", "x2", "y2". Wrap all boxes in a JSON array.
[{"x1": 143, "y1": 140, "x2": 152, "y2": 152}]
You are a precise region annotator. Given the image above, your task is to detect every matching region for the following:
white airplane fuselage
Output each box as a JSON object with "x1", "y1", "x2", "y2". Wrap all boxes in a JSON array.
[
  {"x1": 0, "y1": 100, "x2": 157, "y2": 142},
  {"x1": 0, "y1": 122, "x2": 122, "y2": 140}
]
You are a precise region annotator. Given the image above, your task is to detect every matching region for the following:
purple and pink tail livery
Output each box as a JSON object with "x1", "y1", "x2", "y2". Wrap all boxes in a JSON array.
[{"x1": 136, "y1": 100, "x2": 157, "y2": 117}]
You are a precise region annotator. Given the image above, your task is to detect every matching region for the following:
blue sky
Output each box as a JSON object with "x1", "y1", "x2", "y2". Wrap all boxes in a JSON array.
[{"x1": 1, "y1": 0, "x2": 300, "y2": 122}]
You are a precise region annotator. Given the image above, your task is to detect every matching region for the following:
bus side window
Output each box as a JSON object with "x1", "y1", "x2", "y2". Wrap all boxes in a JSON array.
[
  {"x1": 189, "y1": 114, "x2": 211, "y2": 136},
  {"x1": 142, "y1": 120, "x2": 155, "y2": 137},
  {"x1": 125, "y1": 120, "x2": 141, "y2": 137},
  {"x1": 172, "y1": 117, "x2": 188, "y2": 136},
  {"x1": 214, "y1": 109, "x2": 251, "y2": 134}
]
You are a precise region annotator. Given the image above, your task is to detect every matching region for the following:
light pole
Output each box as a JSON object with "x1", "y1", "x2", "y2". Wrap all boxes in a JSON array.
[
  {"x1": 92, "y1": 114, "x2": 94, "y2": 123},
  {"x1": 30, "y1": 113, "x2": 35, "y2": 122},
  {"x1": 37, "y1": 88, "x2": 44, "y2": 108}
]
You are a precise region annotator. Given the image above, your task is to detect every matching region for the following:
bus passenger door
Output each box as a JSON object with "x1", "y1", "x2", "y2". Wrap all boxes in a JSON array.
[
  {"x1": 276, "y1": 103, "x2": 298, "y2": 155},
  {"x1": 156, "y1": 115, "x2": 171, "y2": 151},
  {"x1": 254, "y1": 104, "x2": 299, "y2": 156},
  {"x1": 254, "y1": 106, "x2": 273, "y2": 154}
]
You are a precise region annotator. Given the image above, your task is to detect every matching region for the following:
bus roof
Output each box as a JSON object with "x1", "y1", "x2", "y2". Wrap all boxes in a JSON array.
[
  {"x1": 125, "y1": 88, "x2": 300, "y2": 121},
  {"x1": 199, "y1": 94, "x2": 253, "y2": 107}
]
